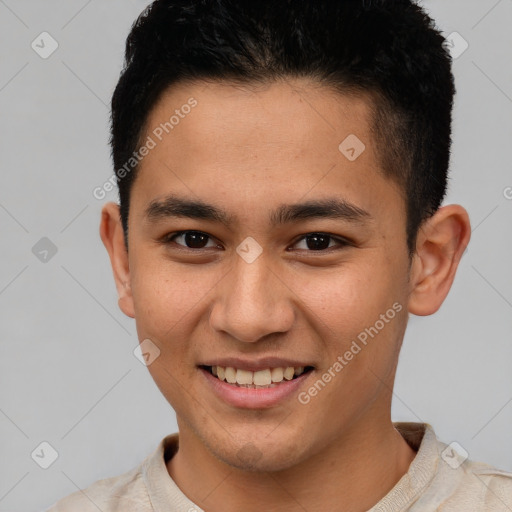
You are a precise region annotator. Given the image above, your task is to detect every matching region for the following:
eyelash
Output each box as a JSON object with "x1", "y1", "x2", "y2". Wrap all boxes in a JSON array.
[{"x1": 160, "y1": 230, "x2": 351, "y2": 253}]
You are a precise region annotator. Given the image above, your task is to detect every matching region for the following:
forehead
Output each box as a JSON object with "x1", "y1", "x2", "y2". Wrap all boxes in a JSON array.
[
  {"x1": 144, "y1": 78, "x2": 374, "y2": 155},
  {"x1": 131, "y1": 78, "x2": 402, "y2": 226}
]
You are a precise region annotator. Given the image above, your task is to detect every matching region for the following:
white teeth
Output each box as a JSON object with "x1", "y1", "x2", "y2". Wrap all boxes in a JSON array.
[
  {"x1": 210, "y1": 365, "x2": 308, "y2": 386},
  {"x1": 236, "y1": 369, "x2": 253, "y2": 385},
  {"x1": 253, "y1": 369, "x2": 272, "y2": 386},
  {"x1": 225, "y1": 367, "x2": 237, "y2": 384},
  {"x1": 283, "y1": 367, "x2": 295, "y2": 380},
  {"x1": 270, "y1": 367, "x2": 284, "y2": 382}
]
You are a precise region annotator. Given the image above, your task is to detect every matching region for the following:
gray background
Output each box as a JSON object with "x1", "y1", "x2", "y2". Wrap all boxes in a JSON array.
[{"x1": 0, "y1": 1, "x2": 511, "y2": 510}]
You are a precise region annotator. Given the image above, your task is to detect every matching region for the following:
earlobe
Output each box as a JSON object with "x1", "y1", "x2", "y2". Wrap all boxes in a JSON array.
[
  {"x1": 407, "y1": 205, "x2": 471, "y2": 316},
  {"x1": 99, "y1": 202, "x2": 136, "y2": 319}
]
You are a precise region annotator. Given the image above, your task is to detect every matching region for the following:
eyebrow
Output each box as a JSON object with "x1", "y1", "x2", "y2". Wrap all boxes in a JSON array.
[{"x1": 144, "y1": 194, "x2": 372, "y2": 227}]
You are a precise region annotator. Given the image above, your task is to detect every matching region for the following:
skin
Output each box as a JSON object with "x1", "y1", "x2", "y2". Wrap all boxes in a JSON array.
[{"x1": 100, "y1": 78, "x2": 471, "y2": 511}]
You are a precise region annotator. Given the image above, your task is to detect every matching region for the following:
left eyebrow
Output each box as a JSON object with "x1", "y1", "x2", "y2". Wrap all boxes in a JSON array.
[
  {"x1": 269, "y1": 198, "x2": 372, "y2": 226},
  {"x1": 144, "y1": 194, "x2": 373, "y2": 227}
]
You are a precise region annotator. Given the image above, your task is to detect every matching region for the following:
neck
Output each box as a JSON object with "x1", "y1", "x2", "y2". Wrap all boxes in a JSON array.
[{"x1": 166, "y1": 415, "x2": 417, "y2": 511}]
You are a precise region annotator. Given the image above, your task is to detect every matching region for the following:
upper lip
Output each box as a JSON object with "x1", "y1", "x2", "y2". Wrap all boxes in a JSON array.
[{"x1": 199, "y1": 357, "x2": 314, "y2": 373}]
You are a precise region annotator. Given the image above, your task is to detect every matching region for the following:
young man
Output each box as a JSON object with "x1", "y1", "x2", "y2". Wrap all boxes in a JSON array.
[{"x1": 48, "y1": 0, "x2": 512, "y2": 510}]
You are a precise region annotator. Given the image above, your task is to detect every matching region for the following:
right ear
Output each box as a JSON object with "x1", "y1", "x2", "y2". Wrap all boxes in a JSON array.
[{"x1": 99, "y1": 202, "x2": 135, "y2": 318}]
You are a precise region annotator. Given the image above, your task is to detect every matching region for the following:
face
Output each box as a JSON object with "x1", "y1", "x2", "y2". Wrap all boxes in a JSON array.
[{"x1": 117, "y1": 79, "x2": 414, "y2": 471}]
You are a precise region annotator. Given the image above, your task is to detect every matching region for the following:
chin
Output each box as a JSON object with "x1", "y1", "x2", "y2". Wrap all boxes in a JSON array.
[
  {"x1": 202, "y1": 428, "x2": 308, "y2": 473},
  {"x1": 217, "y1": 445, "x2": 304, "y2": 473}
]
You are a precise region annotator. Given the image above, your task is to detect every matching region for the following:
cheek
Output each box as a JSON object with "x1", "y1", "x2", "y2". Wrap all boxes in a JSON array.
[
  {"x1": 129, "y1": 256, "x2": 201, "y2": 335},
  {"x1": 145, "y1": 356, "x2": 193, "y2": 420},
  {"x1": 130, "y1": 262, "x2": 200, "y2": 401},
  {"x1": 293, "y1": 255, "x2": 408, "y2": 382},
  {"x1": 298, "y1": 257, "x2": 400, "y2": 329}
]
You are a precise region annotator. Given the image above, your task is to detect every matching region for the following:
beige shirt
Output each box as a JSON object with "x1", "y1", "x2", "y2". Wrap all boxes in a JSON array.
[{"x1": 47, "y1": 422, "x2": 512, "y2": 511}]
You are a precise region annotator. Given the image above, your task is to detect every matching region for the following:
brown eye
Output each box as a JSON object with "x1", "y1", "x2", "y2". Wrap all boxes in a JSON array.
[
  {"x1": 166, "y1": 231, "x2": 217, "y2": 249},
  {"x1": 292, "y1": 233, "x2": 349, "y2": 251}
]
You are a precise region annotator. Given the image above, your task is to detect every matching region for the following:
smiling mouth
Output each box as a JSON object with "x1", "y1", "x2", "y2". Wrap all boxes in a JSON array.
[{"x1": 200, "y1": 365, "x2": 314, "y2": 389}]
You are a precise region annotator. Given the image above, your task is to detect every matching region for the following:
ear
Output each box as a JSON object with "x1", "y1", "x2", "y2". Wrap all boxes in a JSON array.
[
  {"x1": 99, "y1": 202, "x2": 135, "y2": 318},
  {"x1": 408, "y1": 204, "x2": 471, "y2": 316}
]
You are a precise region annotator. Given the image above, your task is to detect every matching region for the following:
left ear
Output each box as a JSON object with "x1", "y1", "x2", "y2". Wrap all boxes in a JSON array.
[{"x1": 408, "y1": 204, "x2": 471, "y2": 316}]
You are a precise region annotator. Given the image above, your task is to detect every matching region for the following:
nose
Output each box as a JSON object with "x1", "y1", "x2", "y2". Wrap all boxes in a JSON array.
[{"x1": 209, "y1": 254, "x2": 295, "y2": 343}]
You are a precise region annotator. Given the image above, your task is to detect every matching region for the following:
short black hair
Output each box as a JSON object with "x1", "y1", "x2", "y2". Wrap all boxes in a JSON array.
[{"x1": 110, "y1": 0, "x2": 455, "y2": 256}]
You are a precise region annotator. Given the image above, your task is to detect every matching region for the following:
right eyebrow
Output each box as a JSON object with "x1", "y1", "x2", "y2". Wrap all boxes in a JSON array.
[{"x1": 144, "y1": 195, "x2": 234, "y2": 226}]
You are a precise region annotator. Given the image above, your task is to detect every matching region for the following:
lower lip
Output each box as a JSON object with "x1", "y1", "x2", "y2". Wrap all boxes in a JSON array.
[{"x1": 200, "y1": 368, "x2": 313, "y2": 409}]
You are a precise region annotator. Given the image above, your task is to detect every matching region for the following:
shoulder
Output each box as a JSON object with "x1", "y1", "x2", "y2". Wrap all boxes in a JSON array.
[
  {"x1": 435, "y1": 442, "x2": 512, "y2": 510},
  {"x1": 45, "y1": 434, "x2": 177, "y2": 512},
  {"x1": 467, "y1": 462, "x2": 512, "y2": 509},
  {"x1": 400, "y1": 423, "x2": 512, "y2": 510},
  {"x1": 45, "y1": 464, "x2": 148, "y2": 511}
]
